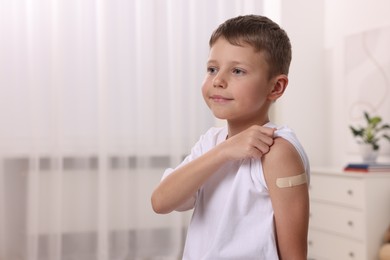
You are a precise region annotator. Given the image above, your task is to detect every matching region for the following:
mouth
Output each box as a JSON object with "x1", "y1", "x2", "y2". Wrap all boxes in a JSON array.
[{"x1": 210, "y1": 95, "x2": 233, "y2": 103}]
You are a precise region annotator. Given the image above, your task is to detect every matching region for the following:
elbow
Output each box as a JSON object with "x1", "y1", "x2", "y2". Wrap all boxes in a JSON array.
[
  {"x1": 151, "y1": 199, "x2": 167, "y2": 214},
  {"x1": 151, "y1": 191, "x2": 172, "y2": 214}
]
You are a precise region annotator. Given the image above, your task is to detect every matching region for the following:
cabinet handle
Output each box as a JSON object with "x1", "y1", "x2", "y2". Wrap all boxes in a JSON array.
[
  {"x1": 349, "y1": 251, "x2": 355, "y2": 258},
  {"x1": 347, "y1": 189, "x2": 353, "y2": 195},
  {"x1": 308, "y1": 240, "x2": 313, "y2": 246},
  {"x1": 347, "y1": 220, "x2": 354, "y2": 227}
]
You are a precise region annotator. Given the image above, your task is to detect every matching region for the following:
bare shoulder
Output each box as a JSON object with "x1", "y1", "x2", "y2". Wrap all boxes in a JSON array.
[{"x1": 262, "y1": 137, "x2": 305, "y2": 184}]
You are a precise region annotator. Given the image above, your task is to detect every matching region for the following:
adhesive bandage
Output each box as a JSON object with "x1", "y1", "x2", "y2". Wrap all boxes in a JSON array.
[{"x1": 276, "y1": 173, "x2": 307, "y2": 188}]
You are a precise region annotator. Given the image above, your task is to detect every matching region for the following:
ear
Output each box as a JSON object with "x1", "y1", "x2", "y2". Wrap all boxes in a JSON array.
[{"x1": 268, "y1": 75, "x2": 288, "y2": 101}]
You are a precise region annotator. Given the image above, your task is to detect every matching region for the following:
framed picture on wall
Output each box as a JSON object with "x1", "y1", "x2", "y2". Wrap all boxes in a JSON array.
[{"x1": 345, "y1": 26, "x2": 390, "y2": 156}]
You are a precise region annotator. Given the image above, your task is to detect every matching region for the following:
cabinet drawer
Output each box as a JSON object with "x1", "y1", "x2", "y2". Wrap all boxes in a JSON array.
[
  {"x1": 310, "y1": 202, "x2": 365, "y2": 240},
  {"x1": 308, "y1": 229, "x2": 365, "y2": 260},
  {"x1": 310, "y1": 175, "x2": 365, "y2": 208}
]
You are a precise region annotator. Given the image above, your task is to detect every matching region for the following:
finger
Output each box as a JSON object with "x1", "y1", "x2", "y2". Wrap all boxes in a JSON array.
[
  {"x1": 250, "y1": 125, "x2": 275, "y2": 138},
  {"x1": 260, "y1": 126, "x2": 276, "y2": 137},
  {"x1": 257, "y1": 135, "x2": 274, "y2": 146},
  {"x1": 240, "y1": 141, "x2": 270, "y2": 160},
  {"x1": 254, "y1": 140, "x2": 271, "y2": 155},
  {"x1": 251, "y1": 143, "x2": 272, "y2": 159}
]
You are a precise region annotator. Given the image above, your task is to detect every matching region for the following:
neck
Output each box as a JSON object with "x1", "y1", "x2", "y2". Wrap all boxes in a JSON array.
[{"x1": 226, "y1": 116, "x2": 270, "y2": 138}]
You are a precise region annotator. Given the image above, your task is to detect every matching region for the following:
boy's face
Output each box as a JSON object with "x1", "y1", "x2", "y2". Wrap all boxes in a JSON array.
[{"x1": 202, "y1": 37, "x2": 275, "y2": 125}]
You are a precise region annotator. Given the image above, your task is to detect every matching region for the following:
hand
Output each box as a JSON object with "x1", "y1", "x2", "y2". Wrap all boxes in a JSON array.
[{"x1": 218, "y1": 125, "x2": 275, "y2": 161}]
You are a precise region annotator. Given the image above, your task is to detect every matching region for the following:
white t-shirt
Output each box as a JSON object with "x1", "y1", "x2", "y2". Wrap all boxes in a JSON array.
[{"x1": 162, "y1": 122, "x2": 310, "y2": 260}]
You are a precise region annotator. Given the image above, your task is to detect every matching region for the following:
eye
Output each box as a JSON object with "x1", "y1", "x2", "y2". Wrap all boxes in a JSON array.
[
  {"x1": 232, "y1": 68, "x2": 246, "y2": 75},
  {"x1": 207, "y1": 66, "x2": 218, "y2": 75}
]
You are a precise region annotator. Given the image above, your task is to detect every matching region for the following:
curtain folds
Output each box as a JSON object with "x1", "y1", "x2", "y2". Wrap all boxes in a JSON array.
[{"x1": 0, "y1": 0, "x2": 264, "y2": 259}]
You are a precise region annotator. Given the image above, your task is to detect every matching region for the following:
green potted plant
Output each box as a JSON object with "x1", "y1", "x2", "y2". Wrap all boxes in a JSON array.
[{"x1": 349, "y1": 111, "x2": 390, "y2": 162}]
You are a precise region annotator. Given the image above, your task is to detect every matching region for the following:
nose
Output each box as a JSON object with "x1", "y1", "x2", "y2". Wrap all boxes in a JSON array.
[{"x1": 212, "y1": 72, "x2": 227, "y2": 88}]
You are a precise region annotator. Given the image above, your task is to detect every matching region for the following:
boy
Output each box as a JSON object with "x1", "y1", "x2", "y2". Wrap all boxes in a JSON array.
[{"x1": 151, "y1": 15, "x2": 310, "y2": 260}]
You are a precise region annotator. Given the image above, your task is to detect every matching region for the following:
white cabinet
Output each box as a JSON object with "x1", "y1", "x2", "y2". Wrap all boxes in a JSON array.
[{"x1": 308, "y1": 168, "x2": 390, "y2": 260}]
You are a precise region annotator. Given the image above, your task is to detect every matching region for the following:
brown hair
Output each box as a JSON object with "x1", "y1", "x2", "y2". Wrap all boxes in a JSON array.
[{"x1": 209, "y1": 15, "x2": 292, "y2": 78}]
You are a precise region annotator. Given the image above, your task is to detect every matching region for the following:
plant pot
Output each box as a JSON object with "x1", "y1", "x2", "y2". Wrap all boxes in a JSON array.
[{"x1": 359, "y1": 143, "x2": 378, "y2": 163}]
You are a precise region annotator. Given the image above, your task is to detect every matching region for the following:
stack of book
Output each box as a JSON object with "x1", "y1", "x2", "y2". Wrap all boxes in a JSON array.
[{"x1": 344, "y1": 162, "x2": 390, "y2": 172}]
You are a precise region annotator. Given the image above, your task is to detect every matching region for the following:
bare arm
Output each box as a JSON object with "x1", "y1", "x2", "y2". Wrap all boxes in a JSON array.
[
  {"x1": 262, "y1": 137, "x2": 309, "y2": 260},
  {"x1": 151, "y1": 125, "x2": 275, "y2": 214}
]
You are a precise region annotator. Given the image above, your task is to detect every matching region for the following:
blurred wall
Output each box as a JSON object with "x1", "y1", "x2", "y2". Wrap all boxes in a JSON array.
[{"x1": 276, "y1": 0, "x2": 390, "y2": 168}]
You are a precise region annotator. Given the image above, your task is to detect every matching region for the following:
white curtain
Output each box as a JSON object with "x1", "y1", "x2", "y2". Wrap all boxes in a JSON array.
[{"x1": 0, "y1": 0, "x2": 264, "y2": 259}]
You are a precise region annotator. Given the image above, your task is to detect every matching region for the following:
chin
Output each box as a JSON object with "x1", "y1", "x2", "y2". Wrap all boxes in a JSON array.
[
  {"x1": 214, "y1": 116, "x2": 226, "y2": 121},
  {"x1": 210, "y1": 109, "x2": 234, "y2": 121},
  {"x1": 211, "y1": 112, "x2": 228, "y2": 120}
]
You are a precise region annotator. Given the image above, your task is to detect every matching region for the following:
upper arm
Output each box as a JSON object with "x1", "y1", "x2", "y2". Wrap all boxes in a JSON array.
[{"x1": 262, "y1": 137, "x2": 309, "y2": 260}]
